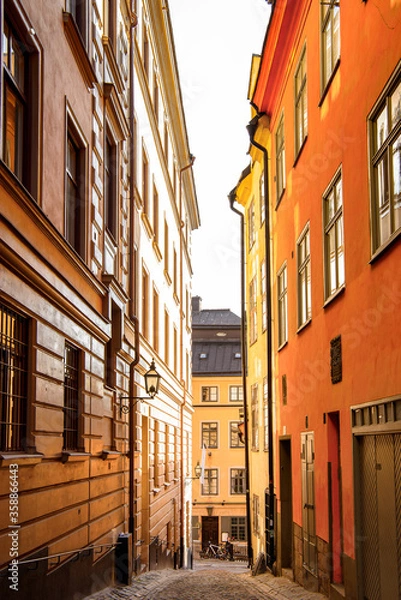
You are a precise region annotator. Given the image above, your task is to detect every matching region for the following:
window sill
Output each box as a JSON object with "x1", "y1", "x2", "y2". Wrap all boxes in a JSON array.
[
  {"x1": 0, "y1": 453, "x2": 44, "y2": 468},
  {"x1": 101, "y1": 450, "x2": 121, "y2": 461},
  {"x1": 63, "y1": 12, "x2": 97, "y2": 88},
  {"x1": 370, "y1": 228, "x2": 401, "y2": 264},
  {"x1": 61, "y1": 451, "x2": 91, "y2": 464},
  {"x1": 323, "y1": 284, "x2": 345, "y2": 309},
  {"x1": 297, "y1": 318, "x2": 312, "y2": 335}
]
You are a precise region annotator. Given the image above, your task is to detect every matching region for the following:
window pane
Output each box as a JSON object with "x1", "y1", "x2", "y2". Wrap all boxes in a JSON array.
[
  {"x1": 376, "y1": 106, "x2": 388, "y2": 150},
  {"x1": 4, "y1": 86, "x2": 23, "y2": 178},
  {"x1": 391, "y1": 81, "x2": 401, "y2": 129},
  {"x1": 392, "y1": 134, "x2": 401, "y2": 231}
]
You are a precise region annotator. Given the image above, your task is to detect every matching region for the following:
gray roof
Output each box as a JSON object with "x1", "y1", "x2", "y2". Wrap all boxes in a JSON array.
[
  {"x1": 192, "y1": 309, "x2": 241, "y2": 328},
  {"x1": 192, "y1": 340, "x2": 242, "y2": 375}
]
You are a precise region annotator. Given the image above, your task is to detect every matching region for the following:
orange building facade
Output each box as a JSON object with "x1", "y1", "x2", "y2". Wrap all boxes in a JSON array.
[{"x1": 233, "y1": 1, "x2": 401, "y2": 598}]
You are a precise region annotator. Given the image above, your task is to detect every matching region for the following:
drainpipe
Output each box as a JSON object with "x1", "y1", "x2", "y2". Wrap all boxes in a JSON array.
[
  {"x1": 128, "y1": 5, "x2": 139, "y2": 542},
  {"x1": 246, "y1": 113, "x2": 275, "y2": 570},
  {"x1": 179, "y1": 155, "x2": 195, "y2": 568},
  {"x1": 228, "y1": 190, "x2": 253, "y2": 569}
]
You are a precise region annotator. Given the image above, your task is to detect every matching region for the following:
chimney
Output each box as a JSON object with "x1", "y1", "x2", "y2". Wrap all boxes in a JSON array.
[{"x1": 192, "y1": 296, "x2": 202, "y2": 314}]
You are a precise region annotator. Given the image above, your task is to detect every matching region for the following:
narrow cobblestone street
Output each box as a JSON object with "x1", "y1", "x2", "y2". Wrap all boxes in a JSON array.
[{"x1": 84, "y1": 560, "x2": 326, "y2": 600}]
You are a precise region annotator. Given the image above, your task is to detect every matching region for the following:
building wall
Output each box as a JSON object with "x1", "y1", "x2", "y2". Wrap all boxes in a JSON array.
[
  {"x1": 192, "y1": 374, "x2": 246, "y2": 556},
  {"x1": 0, "y1": 0, "x2": 198, "y2": 598},
  {"x1": 236, "y1": 0, "x2": 401, "y2": 597}
]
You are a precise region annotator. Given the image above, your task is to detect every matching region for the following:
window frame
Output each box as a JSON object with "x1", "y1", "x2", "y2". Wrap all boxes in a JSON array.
[
  {"x1": 1, "y1": 5, "x2": 41, "y2": 198},
  {"x1": 297, "y1": 223, "x2": 312, "y2": 328},
  {"x1": 0, "y1": 304, "x2": 29, "y2": 452},
  {"x1": 230, "y1": 421, "x2": 245, "y2": 448},
  {"x1": 201, "y1": 421, "x2": 218, "y2": 449},
  {"x1": 295, "y1": 44, "x2": 308, "y2": 157},
  {"x1": 323, "y1": 169, "x2": 345, "y2": 301},
  {"x1": 251, "y1": 383, "x2": 259, "y2": 451},
  {"x1": 65, "y1": 107, "x2": 88, "y2": 259},
  {"x1": 201, "y1": 468, "x2": 218, "y2": 496},
  {"x1": 320, "y1": 0, "x2": 340, "y2": 94},
  {"x1": 201, "y1": 386, "x2": 218, "y2": 403},
  {"x1": 230, "y1": 468, "x2": 246, "y2": 495},
  {"x1": 368, "y1": 63, "x2": 401, "y2": 256},
  {"x1": 63, "y1": 342, "x2": 83, "y2": 452},
  {"x1": 277, "y1": 262, "x2": 288, "y2": 348},
  {"x1": 275, "y1": 113, "x2": 286, "y2": 203},
  {"x1": 229, "y1": 385, "x2": 243, "y2": 402}
]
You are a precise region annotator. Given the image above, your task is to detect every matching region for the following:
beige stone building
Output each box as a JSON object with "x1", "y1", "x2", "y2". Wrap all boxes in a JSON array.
[{"x1": 0, "y1": 1, "x2": 198, "y2": 598}]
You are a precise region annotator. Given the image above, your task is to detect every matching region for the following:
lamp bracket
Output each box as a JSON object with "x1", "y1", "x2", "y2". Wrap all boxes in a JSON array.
[{"x1": 119, "y1": 395, "x2": 152, "y2": 416}]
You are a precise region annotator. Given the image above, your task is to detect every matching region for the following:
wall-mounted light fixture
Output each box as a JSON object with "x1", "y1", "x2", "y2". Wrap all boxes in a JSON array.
[
  {"x1": 119, "y1": 359, "x2": 161, "y2": 416},
  {"x1": 187, "y1": 461, "x2": 202, "y2": 480}
]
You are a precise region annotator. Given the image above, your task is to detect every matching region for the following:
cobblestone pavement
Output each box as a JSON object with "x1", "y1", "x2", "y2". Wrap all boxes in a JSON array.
[{"x1": 84, "y1": 560, "x2": 327, "y2": 600}]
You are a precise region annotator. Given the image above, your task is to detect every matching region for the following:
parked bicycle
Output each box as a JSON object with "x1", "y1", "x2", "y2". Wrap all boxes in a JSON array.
[{"x1": 200, "y1": 541, "x2": 230, "y2": 560}]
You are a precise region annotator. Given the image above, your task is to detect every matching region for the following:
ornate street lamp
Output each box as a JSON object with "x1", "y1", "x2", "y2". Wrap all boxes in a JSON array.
[{"x1": 119, "y1": 359, "x2": 161, "y2": 415}]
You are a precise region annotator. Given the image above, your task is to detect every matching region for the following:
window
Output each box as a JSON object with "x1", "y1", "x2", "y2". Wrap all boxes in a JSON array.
[
  {"x1": 66, "y1": 0, "x2": 88, "y2": 46},
  {"x1": 321, "y1": 0, "x2": 340, "y2": 90},
  {"x1": 276, "y1": 114, "x2": 286, "y2": 201},
  {"x1": 153, "y1": 184, "x2": 159, "y2": 245},
  {"x1": 106, "y1": 0, "x2": 116, "y2": 50},
  {"x1": 66, "y1": 115, "x2": 86, "y2": 258},
  {"x1": 164, "y1": 218, "x2": 170, "y2": 278},
  {"x1": 259, "y1": 173, "x2": 265, "y2": 225},
  {"x1": 0, "y1": 304, "x2": 28, "y2": 452},
  {"x1": 143, "y1": 23, "x2": 150, "y2": 79},
  {"x1": 164, "y1": 308, "x2": 169, "y2": 365},
  {"x1": 323, "y1": 172, "x2": 345, "y2": 299},
  {"x1": 297, "y1": 224, "x2": 311, "y2": 327},
  {"x1": 153, "y1": 287, "x2": 159, "y2": 353},
  {"x1": 106, "y1": 300, "x2": 121, "y2": 388},
  {"x1": 277, "y1": 263, "x2": 288, "y2": 347},
  {"x1": 252, "y1": 494, "x2": 260, "y2": 535},
  {"x1": 201, "y1": 468, "x2": 218, "y2": 495},
  {"x1": 229, "y1": 385, "x2": 243, "y2": 402},
  {"x1": 230, "y1": 422, "x2": 244, "y2": 448},
  {"x1": 295, "y1": 45, "x2": 307, "y2": 155},
  {"x1": 231, "y1": 468, "x2": 246, "y2": 494},
  {"x1": 369, "y1": 67, "x2": 401, "y2": 252},
  {"x1": 231, "y1": 517, "x2": 246, "y2": 541},
  {"x1": 248, "y1": 200, "x2": 256, "y2": 250},
  {"x1": 201, "y1": 422, "x2": 218, "y2": 449},
  {"x1": 201, "y1": 386, "x2": 218, "y2": 402},
  {"x1": 2, "y1": 10, "x2": 40, "y2": 196},
  {"x1": 142, "y1": 268, "x2": 149, "y2": 339},
  {"x1": 249, "y1": 275, "x2": 257, "y2": 344},
  {"x1": 142, "y1": 145, "x2": 149, "y2": 214},
  {"x1": 263, "y1": 378, "x2": 268, "y2": 451},
  {"x1": 64, "y1": 343, "x2": 80, "y2": 451},
  {"x1": 251, "y1": 384, "x2": 259, "y2": 451},
  {"x1": 104, "y1": 130, "x2": 117, "y2": 238},
  {"x1": 153, "y1": 66, "x2": 159, "y2": 123},
  {"x1": 261, "y1": 260, "x2": 267, "y2": 331}
]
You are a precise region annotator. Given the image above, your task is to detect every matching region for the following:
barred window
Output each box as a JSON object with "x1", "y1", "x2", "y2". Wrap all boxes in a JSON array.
[
  {"x1": 0, "y1": 305, "x2": 28, "y2": 452},
  {"x1": 64, "y1": 343, "x2": 80, "y2": 451}
]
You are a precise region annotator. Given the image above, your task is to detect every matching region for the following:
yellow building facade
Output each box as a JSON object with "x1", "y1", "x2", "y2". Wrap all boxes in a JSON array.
[{"x1": 191, "y1": 297, "x2": 247, "y2": 560}]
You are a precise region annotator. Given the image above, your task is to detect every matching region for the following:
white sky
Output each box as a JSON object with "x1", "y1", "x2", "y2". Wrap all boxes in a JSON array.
[{"x1": 168, "y1": 0, "x2": 271, "y2": 315}]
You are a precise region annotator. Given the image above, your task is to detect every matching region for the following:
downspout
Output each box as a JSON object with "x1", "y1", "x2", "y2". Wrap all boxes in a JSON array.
[
  {"x1": 179, "y1": 155, "x2": 195, "y2": 568},
  {"x1": 246, "y1": 113, "x2": 275, "y2": 570},
  {"x1": 228, "y1": 190, "x2": 253, "y2": 569},
  {"x1": 128, "y1": 6, "x2": 139, "y2": 542}
]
